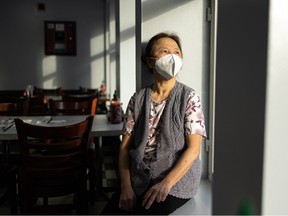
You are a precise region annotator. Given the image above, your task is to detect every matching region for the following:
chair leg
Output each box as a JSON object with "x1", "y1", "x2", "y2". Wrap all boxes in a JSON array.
[
  {"x1": 76, "y1": 182, "x2": 88, "y2": 214},
  {"x1": 18, "y1": 180, "x2": 36, "y2": 214},
  {"x1": 7, "y1": 174, "x2": 18, "y2": 214},
  {"x1": 88, "y1": 169, "x2": 96, "y2": 204},
  {"x1": 87, "y1": 148, "x2": 97, "y2": 204},
  {"x1": 43, "y1": 197, "x2": 48, "y2": 206},
  {"x1": 112, "y1": 137, "x2": 121, "y2": 181}
]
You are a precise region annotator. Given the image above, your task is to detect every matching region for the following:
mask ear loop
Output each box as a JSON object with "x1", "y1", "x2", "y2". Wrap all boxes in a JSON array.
[{"x1": 147, "y1": 57, "x2": 158, "y2": 69}]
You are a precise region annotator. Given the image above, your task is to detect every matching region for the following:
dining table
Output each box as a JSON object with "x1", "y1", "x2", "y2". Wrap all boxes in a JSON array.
[
  {"x1": 0, "y1": 114, "x2": 123, "y2": 198},
  {"x1": 0, "y1": 114, "x2": 123, "y2": 139}
]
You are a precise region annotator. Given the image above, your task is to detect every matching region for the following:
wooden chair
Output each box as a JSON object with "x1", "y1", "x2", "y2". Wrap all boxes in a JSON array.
[
  {"x1": 79, "y1": 86, "x2": 98, "y2": 95},
  {"x1": 49, "y1": 97, "x2": 98, "y2": 203},
  {"x1": 0, "y1": 95, "x2": 45, "y2": 165},
  {"x1": 34, "y1": 86, "x2": 63, "y2": 96},
  {"x1": 0, "y1": 94, "x2": 44, "y2": 116},
  {"x1": 0, "y1": 163, "x2": 18, "y2": 214},
  {"x1": 61, "y1": 94, "x2": 97, "y2": 115},
  {"x1": 14, "y1": 115, "x2": 94, "y2": 214},
  {"x1": 0, "y1": 91, "x2": 25, "y2": 102},
  {"x1": 26, "y1": 94, "x2": 45, "y2": 116},
  {"x1": 0, "y1": 99, "x2": 29, "y2": 116},
  {"x1": 0, "y1": 98, "x2": 29, "y2": 168},
  {"x1": 49, "y1": 97, "x2": 97, "y2": 116}
]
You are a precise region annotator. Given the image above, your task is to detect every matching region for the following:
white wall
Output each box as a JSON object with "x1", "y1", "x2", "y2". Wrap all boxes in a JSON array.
[
  {"x1": 262, "y1": 0, "x2": 288, "y2": 214},
  {"x1": 140, "y1": 0, "x2": 210, "y2": 178},
  {"x1": 106, "y1": 0, "x2": 118, "y2": 100},
  {"x1": 141, "y1": 0, "x2": 209, "y2": 100},
  {"x1": 0, "y1": 0, "x2": 106, "y2": 91},
  {"x1": 119, "y1": 0, "x2": 136, "y2": 110}
]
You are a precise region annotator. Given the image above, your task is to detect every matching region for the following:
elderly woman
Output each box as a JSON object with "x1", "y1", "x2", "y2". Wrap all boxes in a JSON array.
[{"x1": 101, "y1": 32, "x2": 206, "y2": 215}]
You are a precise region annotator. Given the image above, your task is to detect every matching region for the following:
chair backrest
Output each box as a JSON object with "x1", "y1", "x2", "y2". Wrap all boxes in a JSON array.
[
  {"x1": 62, "y1": 94, "x2": 97, "y2": 114},
  {"x1": 0, "y1": 94, "x2": 45, "y2": 116},
  {"x1": 0, "y1": 99, "x2": 29, "y2": 116},
  {"x1": 79, "y1": 86, "x2": 98, "y2": 95},
  {"x1": 34, "y1": 86, "x2": 63, "y2": 96},
  {"x1": 49, "y1": 97, "x2": 97, "y2": 116},
  {"x1": 26, "y1": 94, "x2": 45, "y2": 116},
  {"x1": 14, "y1": 115, "x2": 93, "y2": 214}
]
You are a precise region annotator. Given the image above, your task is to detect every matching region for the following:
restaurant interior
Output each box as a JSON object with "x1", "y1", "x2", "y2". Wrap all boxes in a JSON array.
[
  {"x1": 1, "y1": 0, "x2": 286, "y2": 215},
  {"x1": 1, "y1": 0, "x2": 213, "y2": 214}
]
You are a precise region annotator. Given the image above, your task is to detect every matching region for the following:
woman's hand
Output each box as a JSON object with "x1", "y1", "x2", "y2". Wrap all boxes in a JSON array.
[
  {"x1": 141, "y1": 134, "x2": 202, "y2": 210},
  {"x1": 142, "y1": 181, "x2": 172, "y2": 209},
  {"x1": 119, "y1": 186, "x2": 137, "y2": 211}
]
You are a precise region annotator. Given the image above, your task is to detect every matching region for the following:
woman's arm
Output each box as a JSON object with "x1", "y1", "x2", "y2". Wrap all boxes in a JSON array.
[
  {"x1": 142, "y1": 133, "x2": 202, "y2": 209},
  {"x1": 118, "y1": 134, "x2": 137, "y2": 211},
  {"x1": 119, "y1": 134, "x2": 132, "y2": 189}
]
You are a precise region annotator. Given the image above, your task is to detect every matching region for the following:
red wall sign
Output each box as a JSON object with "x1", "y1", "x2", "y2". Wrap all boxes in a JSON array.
[{"x1": 44, "y1": 21, "x2": 76, "y2": 56}]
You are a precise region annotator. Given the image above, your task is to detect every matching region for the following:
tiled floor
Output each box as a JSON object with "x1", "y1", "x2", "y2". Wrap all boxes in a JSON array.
[{"x1": 0, "y1": 138, "x2": 212, "y2": 215}]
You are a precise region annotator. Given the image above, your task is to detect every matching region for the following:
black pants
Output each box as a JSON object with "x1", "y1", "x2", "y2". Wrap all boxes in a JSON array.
[{"x1": 100, "y1": 190, "x2": 189, "y2": 215}]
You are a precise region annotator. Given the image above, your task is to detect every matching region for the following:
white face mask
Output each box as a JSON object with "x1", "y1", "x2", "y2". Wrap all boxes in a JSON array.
[{"x1": 154, "y1": 54, "x2": 183, "y2": 80}]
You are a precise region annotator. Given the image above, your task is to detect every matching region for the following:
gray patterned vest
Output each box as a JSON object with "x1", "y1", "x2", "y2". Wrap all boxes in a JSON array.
[{"x1": 129, "y1": 81, "x2": 201, "y2": 198}]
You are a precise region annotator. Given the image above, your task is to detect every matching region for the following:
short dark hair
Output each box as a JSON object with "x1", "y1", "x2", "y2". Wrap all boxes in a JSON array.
[{"x1": 145, "y1": 32, "x2": 183, "y2": 59}]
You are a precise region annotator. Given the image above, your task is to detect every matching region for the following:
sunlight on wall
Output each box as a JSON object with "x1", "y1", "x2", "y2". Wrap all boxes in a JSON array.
[
  {"x1": 107, "y1": 19, "x2": 116, "y2": 98},
  {"x1": 90, "y1": 35, "x2": 105, "y2": 90},
  {"x1": 42, "y1": 56, "x2": 57, "y2": 88},
  {"x1": 91, "y1": 59, "x2": 103, "y2": 87},
  {"x1": 119, "y1": 0, "x2": 136, "y2": 110},
  {"x1": 90, "y1": 35, "x2": 104, "y2": 57}
]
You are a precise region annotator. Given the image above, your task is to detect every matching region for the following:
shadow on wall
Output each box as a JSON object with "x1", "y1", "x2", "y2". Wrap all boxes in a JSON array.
[
  {"x1": 141, "y1": 42, "x2": 154, "y2": 88},
  {"x1": 142, "y1": 0, "x2": 192, "y2": 22}
]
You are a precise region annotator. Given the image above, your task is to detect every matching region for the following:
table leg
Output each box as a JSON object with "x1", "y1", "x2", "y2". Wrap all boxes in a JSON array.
[
  {"x1": 97, "y1": 136, "x2": 103, "y2": 189},
  {"x1": 95, "y1": 136, "x2": 109, "y2": 201},
  {"x1": 1, "y1": 141, "x2": 9, "y2": 164}
]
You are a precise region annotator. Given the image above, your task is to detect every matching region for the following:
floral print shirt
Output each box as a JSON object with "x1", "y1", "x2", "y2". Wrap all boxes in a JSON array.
[{"x1": 123, "y1": 90, "x2": 207, "y2": 165}]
